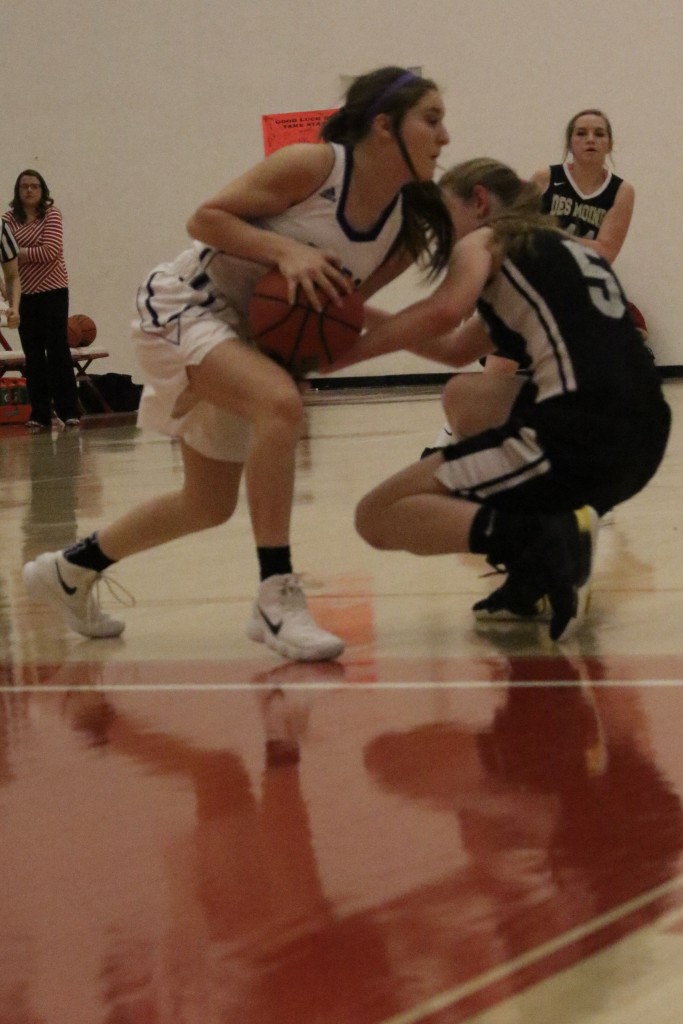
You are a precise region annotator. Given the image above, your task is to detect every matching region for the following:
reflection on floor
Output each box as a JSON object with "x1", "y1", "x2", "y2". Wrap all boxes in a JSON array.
[{"x1": 1, "y1": 381, "x2": 683, "y2": 1023}]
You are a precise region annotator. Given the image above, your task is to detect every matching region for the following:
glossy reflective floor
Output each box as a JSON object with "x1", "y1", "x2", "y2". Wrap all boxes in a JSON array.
[{"x1": 1, "y1": 381, "x2": 683, "y2": 1024}]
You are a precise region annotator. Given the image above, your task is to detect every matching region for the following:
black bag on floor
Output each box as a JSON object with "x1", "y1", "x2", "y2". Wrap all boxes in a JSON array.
[{"x1": 79, "y1": 373, "x2": 143, "y2": 413}]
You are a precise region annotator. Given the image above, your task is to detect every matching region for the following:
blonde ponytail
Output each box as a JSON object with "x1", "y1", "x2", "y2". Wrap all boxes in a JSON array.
[{"x1": 440, "y1": 158, "x2": 558, "y2": 257}]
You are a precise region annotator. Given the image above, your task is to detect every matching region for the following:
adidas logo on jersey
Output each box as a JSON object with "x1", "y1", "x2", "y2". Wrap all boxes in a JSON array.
[{"x1": 319, "y1": 186, "x2": 337, "y2": 202}]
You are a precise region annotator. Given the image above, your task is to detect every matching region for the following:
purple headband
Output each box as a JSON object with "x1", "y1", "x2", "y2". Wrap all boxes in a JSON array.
[{"x1": 366, "y1": 70, "x2": 421, "y2": 121}]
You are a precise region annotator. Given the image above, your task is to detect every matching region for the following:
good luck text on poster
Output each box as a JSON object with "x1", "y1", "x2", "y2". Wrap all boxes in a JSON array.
[{"x1": 261, "y1": 108, "x2": 338, "y2": 156}]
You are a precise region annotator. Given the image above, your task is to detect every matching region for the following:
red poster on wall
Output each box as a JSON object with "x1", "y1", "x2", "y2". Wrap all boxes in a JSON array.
[{"x1": 261, "y1": 108, "x2": 339, "y2": 156}]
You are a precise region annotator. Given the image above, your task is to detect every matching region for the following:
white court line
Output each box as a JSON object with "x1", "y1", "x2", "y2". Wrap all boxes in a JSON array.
[
  {"x1": 0, "y1": 678, "x2": 682, "y2": 693},
  {"x1": 378, "y1": 874, "x2": 683, "y2": 1024}
]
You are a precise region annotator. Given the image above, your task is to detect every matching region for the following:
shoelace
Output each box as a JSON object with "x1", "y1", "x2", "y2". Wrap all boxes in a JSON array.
[
  {"x1": 89, "y1": 572, "x2": 137, "y2": 613},
  {"x1": 477, "y1": 563, "x2": 550, "y2": 613},
  {"x1": 480, "y1": 563, "x2": 506, "y2": 580},
  {"x1": 278, "y1": 575, "x2": 306, "y2": 606}
]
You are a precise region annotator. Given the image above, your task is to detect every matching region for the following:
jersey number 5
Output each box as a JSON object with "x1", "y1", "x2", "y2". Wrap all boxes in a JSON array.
[{"x1": 564, "y1": 241, "x2": 626, "y2": 319}]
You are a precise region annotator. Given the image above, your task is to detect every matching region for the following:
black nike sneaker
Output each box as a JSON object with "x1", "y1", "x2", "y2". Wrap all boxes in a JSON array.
[{"x1": 473, "y1": 506, "x2": 599, "y2": 642}]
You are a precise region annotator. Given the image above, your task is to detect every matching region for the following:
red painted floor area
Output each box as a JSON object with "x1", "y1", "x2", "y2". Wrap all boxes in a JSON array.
[{"x1": 1, "y1": 657, "x2": 682, "y2": 1023}]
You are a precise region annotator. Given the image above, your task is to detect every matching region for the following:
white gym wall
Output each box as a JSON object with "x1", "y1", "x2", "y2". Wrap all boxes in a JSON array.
[{"x1": 3, "y1": 0, "x2": 679, "y2": 375}]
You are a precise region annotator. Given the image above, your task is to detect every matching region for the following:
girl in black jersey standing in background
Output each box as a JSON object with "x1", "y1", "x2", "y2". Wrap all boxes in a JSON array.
[{"x1": 532, "y1": 109, "x2": 635, "y2": 265}]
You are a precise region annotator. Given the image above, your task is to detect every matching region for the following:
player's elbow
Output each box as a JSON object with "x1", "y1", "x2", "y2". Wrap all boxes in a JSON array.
[
  {"x1": 186, "y1": 204, "x2": 215, "y2": 241},
  {"x1": 186, "y1": 211, "x2": 202, "y2": 240},
  {"x1": 424, "y1": 300, "x2": 461, "y2": 339},
  {"x1": 594, "y1": 239, "x2": 620, "y2": 264}
]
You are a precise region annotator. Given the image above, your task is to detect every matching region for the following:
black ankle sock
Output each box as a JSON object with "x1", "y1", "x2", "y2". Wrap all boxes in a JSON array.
[
  {"x1": 63, "y1": 533, "x2": 116, "y2": 573},
  {"x1": 257, "y1": 545, "x2": 293, "y2": 582},
  {"x1": 469, "y1": 507, "x2": 543, "y2": 564}
]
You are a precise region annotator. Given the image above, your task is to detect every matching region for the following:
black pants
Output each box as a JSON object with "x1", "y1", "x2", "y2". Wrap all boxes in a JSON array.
[{"x1": 19, "y1": 288, "x2": 81, "y2": 424}]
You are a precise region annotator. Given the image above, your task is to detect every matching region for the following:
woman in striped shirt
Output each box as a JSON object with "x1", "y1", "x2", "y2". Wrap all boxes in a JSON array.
[{"x1": 3, "y1": 170, "x2": 81, "y2": 428}]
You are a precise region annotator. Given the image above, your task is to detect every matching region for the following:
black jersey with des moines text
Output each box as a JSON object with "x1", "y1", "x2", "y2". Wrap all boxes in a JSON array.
[{"x1": 541, "y1": 163, "x2": 623, "y2": 240}]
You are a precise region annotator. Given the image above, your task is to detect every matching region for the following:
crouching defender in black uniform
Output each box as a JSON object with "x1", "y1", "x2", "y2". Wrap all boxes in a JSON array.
[{"x1": 329, "y1": 158, "x2": 670, "y2": 642}]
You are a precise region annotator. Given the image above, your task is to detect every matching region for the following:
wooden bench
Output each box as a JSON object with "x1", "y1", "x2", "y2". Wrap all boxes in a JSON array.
[{"x1": 0, "y1": 333, "x2": 113, "y2": 412}]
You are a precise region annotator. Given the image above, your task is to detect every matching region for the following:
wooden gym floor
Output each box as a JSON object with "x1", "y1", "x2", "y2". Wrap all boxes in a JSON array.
[{"x1": 1, "y1": 379, "x2": 682, "y2": 1023}]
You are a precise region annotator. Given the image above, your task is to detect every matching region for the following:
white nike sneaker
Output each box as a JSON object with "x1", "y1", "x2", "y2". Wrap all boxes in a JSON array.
[
  {"x1": 247, "y1": 574, "x2": 344, "y2": 662},
  {"x1": 433, "y1": 423, "x2": 455, "y2": 448},
  {"x1": 22, "y1": 552, "x2": 126, "y2": 638}
]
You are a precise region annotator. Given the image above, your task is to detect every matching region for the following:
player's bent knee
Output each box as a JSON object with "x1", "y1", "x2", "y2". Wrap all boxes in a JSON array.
[
  {"x1": 183, "y1": 492, "x2": 238, "y2": 531},
  {"x1": 354, "y1": 498, "x2": 373, "y2": 544},
  {"x1": 355, "y1": 497, "x2": 389, "y2": 549},
  {"x1": 258, "y1": 385, "x2": 304, "y2": 434},
  {"x1": 201, "y1": 505, "x2": 234, "y2": 530}
]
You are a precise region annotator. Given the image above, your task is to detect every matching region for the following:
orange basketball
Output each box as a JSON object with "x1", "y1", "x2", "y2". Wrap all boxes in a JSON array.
[
  {"x1": 70, "y1": 313, "x2": 97, "y2": 347},
  {"x1": 248, "y1": 269, "x2": 364, "y2": 376},
  {"x1": 67, "y1": 316, "x2": 83, "y2": 348}
]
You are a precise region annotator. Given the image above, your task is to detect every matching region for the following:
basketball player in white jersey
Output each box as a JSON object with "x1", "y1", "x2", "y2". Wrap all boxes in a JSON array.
[{"x1": 23, "y1": 67, "x2": 452, "y2": 662}]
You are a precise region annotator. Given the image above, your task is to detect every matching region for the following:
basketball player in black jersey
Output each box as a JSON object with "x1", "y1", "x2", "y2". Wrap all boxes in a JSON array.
[
  {"x1": 488, "y1": 108, "x2": 636, "y2": 376},
  {"x1": 532, "y1": 109, "x2": 634, "y2": 265},
  {"x1": 425, "y1": 109, "x2": 641, "y2": 447},
  {"x1": 334, "y1": 158, "x2": 669, "y2": 643},
  {"x1": 533, "y1": 109, "x2": 650, "y2": 367}
]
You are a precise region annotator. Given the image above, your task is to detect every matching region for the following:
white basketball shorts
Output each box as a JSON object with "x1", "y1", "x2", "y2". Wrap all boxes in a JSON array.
[{"x1": 133, "y1": 252, "x2": 254, "y2": 463}]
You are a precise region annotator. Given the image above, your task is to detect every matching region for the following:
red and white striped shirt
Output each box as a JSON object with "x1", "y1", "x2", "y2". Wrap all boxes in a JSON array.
[{"x1": 2, "y1": 207, "x2": 69, "y2": 294}]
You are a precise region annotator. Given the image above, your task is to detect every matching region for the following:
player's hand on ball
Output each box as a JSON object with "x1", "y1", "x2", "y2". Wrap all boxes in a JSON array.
[
  {"x1": 249, "y1": 268, "x2": 364, "y2": 376},
  {"x1": 278, "y1": 244, "x2": 351, "y2": 310}
]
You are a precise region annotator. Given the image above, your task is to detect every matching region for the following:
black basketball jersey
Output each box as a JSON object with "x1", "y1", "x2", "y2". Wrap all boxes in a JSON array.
[
  {"x1": 541, "y1": 163, "x2": 623, "y2": 240},
  {"x1": 476, "y1": 230, "x2": 660, "y2": 409}
]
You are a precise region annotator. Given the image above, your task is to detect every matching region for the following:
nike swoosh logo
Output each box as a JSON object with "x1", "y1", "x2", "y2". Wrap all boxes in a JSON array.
[
  {"x1": 55, "y1": 563, "x2": 77, "y2": 596},
  {"x1": 258, "y1": 607, "x2": 282, "y2": 636}
]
